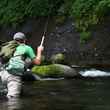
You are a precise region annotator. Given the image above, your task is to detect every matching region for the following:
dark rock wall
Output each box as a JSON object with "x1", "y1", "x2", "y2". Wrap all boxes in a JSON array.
[{"x1": 0, "y1": 17, "x2": 110, "y2": 67}]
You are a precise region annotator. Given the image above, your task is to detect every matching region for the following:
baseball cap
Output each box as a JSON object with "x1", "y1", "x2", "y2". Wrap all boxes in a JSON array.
[{"x1": 13, "y1": 32, "x2": 26, "y2": 40}]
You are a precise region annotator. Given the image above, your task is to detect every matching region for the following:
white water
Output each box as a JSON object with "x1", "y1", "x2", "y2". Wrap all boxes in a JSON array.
[{"x1": 80, "y1": 69, "x2": 110, "y2": 77}]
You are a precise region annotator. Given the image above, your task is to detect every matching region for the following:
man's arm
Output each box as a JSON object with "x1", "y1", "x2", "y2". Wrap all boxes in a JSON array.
[{"x1": 33, "y1": 46, "x2": 44, "y2": 65}]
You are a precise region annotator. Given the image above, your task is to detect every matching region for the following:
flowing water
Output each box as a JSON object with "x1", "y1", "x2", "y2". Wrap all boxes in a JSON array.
[{"x1": 0, "y1": 69, "x2": 110, "y2": 110}]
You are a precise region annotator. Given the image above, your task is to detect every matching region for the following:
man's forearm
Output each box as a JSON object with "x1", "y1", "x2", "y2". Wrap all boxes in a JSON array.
[{"x1": 33, "y1": 48, "x2": 42, "y2": 65}]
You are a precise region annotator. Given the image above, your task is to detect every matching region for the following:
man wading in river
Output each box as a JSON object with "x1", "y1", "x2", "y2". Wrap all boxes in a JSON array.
[{"x1": 0, "y1": 32, "x2": 44, "y2": 99}]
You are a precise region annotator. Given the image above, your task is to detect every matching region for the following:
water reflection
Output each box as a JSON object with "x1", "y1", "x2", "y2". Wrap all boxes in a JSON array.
[
  {"x1": 0, "y1": 77, "x2": 110, "y2": 110},
  {"x1": 0, "y1": 97, "x2": 21, "y2": 110},
  {"x1": 7, "y1": 98, "x2": 21, "y2": 110}
]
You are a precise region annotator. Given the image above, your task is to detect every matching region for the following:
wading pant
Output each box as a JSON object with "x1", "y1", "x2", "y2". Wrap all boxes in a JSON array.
[{"x1": 0, "y1": 70, "x2": 22, "y2": 98}]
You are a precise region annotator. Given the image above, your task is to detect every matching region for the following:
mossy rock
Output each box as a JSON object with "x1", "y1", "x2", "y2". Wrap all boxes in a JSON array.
[
  {"x1": 31, "y1": 64, "x2": 79, "y2": 78},
  {"x1": 32, "y1": 64, "x2": 64, "y2": 78},
  {"x1": 51, "y1": 53, "x2": 66, "y2": 64}
]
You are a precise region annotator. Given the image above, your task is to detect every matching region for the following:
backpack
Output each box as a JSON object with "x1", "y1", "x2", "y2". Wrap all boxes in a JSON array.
[{"x1": 0, "y1": 40, "x2": 18, "y2": 63}]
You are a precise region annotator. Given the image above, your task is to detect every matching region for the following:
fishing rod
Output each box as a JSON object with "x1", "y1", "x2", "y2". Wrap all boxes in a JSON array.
[
  {"x1": 39, "y1": 2, "x2": 56, "y2": 47},
  {"x1": 39, "y1": 0, "x2": 62, "y2": 47},
  {"x1": 40, "y1": 15, "x2": 50, "y2": 47}
]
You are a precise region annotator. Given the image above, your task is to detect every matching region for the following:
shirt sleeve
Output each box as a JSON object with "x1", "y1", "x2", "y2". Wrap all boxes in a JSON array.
[{"x1": 26, "y1": 46, "x2": 36, "y2": 60}]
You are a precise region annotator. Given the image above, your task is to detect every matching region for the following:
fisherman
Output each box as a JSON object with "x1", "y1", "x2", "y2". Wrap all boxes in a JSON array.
[{"x1": 0, "y1": 32, "x2": 44, "y2": 99}]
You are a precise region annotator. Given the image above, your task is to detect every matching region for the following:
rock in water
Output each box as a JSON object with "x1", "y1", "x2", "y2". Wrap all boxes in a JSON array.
[{"x1": 31, "y1": 64, "x2": 79, "y2": 78}]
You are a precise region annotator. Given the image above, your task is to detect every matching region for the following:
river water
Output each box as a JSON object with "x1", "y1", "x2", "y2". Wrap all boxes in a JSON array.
[{"x1": 0, "y1": 69, "x2": 110, "y2": 110}]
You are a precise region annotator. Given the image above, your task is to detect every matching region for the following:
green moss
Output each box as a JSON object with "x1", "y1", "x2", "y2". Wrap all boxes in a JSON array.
[
  {"x1": 51, "y1": 53, "x2": 66, "y2": 64},
  {"x1": 32, "y1": 64, "x2": 64, "y2": 77},
  {"x1": 80, "y1": 31, "x2": 91, "y2": 44}
]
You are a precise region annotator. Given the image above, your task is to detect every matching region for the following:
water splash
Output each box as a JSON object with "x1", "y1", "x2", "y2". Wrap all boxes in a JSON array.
[{"x1": 80, "y1": 69, "x2": 110, "y2": 77}]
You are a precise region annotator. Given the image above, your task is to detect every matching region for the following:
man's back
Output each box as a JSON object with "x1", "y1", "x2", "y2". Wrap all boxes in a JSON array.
[{"x1": 6, "y1": 44, "x2": 36, "y2": 76}]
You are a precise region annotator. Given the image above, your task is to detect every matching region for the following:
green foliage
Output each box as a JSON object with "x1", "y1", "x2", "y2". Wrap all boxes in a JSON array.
[
  {"x1": 70, "y1": 0, "x2": 110, "y2": 41},
  {"x1": 70, "y1": 0, "x2": 99, "y2": 31},
  {"x1": 70, "y1": 0, "x2": 110, "y2": 30},
  {"x1": 80, "y1": 31, "x2": 91, "y2": 43},
  {"x1": 0, "y1": 0, "x2": 110, "y2": 33},
  {"x1": 57, "y1": 0, "x2": 73, "y2": 15},
  {"x1": 0, "y1": 0, "x2": 63, "y2": 26},
  {"x1": 95, "y1": 0, "x2": 110, "y2": 19},
  {"x1": 0, "y1": 0, "x2": 29, "y2": 26}
]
